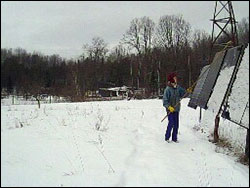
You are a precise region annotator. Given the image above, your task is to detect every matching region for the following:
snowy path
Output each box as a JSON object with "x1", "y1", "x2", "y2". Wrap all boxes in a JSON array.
[{"x1": 1, "y1": 99, "x2": 249, "y2": 186}]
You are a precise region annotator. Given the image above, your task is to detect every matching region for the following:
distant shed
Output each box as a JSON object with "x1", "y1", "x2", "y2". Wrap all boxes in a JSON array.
[{"x1": 98, "y1": 86, "x2": 130, "y2": 98}]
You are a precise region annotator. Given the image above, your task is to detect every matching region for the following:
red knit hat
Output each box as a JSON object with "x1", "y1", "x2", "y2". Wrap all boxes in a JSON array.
[{"x1": 167, "y1": 72, "x2": 177, "y2": 83}]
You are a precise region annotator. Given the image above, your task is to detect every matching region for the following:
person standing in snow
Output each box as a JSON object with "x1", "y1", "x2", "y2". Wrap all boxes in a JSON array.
[{"x1": 162, "y1": 72, "x2": 193, "y2": 143}]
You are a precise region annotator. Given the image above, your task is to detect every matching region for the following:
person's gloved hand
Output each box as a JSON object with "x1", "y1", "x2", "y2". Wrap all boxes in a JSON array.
[
  {"x1": 168, "y1": 106, "x2": 175, "y2": 113},
  {"x1": 186, "y1": 86, "x2": 194, "y2": 93}
]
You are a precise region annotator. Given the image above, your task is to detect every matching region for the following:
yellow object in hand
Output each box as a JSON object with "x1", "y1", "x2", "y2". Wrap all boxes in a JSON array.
[
  {"x1": 168, "y1": 106, "x2": 175, "y2": 113},
  {"x1": 187, "y1": 87, "x2": 193, "y2": 93}
]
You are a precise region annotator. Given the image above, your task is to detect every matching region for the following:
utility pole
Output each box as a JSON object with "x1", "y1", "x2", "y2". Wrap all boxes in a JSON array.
[
  {"x1": 209, "y1": 1, "x2": 238, "y2": 63},
  {"x1": 210, "y1": 1, "x2": 239, "y2": 143}
]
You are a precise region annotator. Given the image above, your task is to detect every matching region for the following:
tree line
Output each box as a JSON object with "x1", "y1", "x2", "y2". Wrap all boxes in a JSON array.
[{"x1": 1, "y1": 15, "x2": 249, "y2": 102}]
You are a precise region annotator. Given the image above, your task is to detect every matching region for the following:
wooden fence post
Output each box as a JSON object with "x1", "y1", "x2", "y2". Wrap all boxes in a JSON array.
[
  {"x1": 213, "y1": 114, "x2": 220, "y2": 143},
  {"x1": 245, "y1": 129, "x2": 249, "y2": 159}
]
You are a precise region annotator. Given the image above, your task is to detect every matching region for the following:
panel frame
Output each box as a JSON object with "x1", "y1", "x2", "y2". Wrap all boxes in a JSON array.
[{"x1": 188, "y1": 50, "x2": 227, "y2": 109}]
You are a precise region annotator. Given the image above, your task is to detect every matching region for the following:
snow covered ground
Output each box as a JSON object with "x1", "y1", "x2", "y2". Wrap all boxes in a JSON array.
[
  {"x1": 1, "y1": 44, "x2": 249, "y2": 186},
  {"x1": 1, "y1": 97, "x2": 249, "y2": 187}
]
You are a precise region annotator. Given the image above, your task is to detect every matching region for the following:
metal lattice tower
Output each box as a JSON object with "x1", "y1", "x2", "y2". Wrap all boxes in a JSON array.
[{"x1": 209, "y1": 1, "x2": 238, "y2": 61}]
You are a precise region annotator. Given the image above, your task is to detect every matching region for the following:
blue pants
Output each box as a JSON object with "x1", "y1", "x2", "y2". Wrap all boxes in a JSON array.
[{"x1": 165, "y1": 112, "x2": 179, "y2": 141}]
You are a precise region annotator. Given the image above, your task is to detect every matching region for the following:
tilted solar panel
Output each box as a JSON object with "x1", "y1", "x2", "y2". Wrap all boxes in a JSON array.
[
  {"x1": 198, "y1": 50, "x2": 228, "y2": 109},
  {"x1": 188, "y1": 65, "x2": 210, "y2": 109},
  {"x1": 221, "y1": 44, "x2": 249, "y2": 129},
  {"x1": 188, "y1": 50, "x2": 227, "y2": 109}
]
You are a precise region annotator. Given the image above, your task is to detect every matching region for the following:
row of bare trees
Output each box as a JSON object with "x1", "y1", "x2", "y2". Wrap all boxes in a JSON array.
[{"x1": 1, "y1": 15, "x2": 249, "y2": 101}]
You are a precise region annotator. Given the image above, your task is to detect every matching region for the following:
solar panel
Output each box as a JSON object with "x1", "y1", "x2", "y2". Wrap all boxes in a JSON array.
[
  {"x1": 206, "y1": 45, "x2": 244, "y2": 112},
  {"x1": 188, "y1": 43, "x2": 248, "y2": 129},
  {"x1": 188, "y1": 65, "x2": 210, "y2": 109},
  {"x1": 199, "y1": 50, "x2": 229, "y2": 109},
  {"x1": 221, "y1": 44, "x2": 249, "y2": 129},
  {"x1": 188, "y1": 50, "x2": 227, "y2": 109},
  {"x1": 221, "y1": 45, "x2": 243, "y2": 69},
  {"x1": 238, "y1": 100, "x2": 249, "y2": 129}
]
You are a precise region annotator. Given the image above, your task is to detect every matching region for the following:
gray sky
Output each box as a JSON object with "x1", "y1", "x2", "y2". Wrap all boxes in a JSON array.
[{"x1": 1, "y1": 1, "x2": 249, "y2": 60}]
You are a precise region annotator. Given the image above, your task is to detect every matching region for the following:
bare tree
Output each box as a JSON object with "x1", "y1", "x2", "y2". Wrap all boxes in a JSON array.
[
  {"x1": 237, "y1": 17, "x2": 249, "y2": 44},
  {"x1": 154, "y1": 15, "x2": 175, "y2": 50},
  {"x1": 155, "y1": 14, "x2": 191, "y2": 50},
  {"x1": 122, "y1": 17, "x2": 155, "y2": 54},
  {"x1": 192, "y1": 29, "x2": 211, "y2": 63},
  {"x1": 108, "y1": 43, "x2": 127, "y2": 62},
  {"x1": 83, "y1": 36, "x2": 109, "y2": 61},
  {"x1": 122, "y1": 17, "x2": 155, "y2": 89},
  {"x1": 70, "y1": 61, "x2": 80, "y2": 100},
  {"x1": 141, "y1": 16, "x2": 155, "y2": 54},
  {"x1": 122, "y1": 18, "x2": 142, "y2": 54},
  {"x1": 175, "y1": 15, "x2": 191, "y2": 46}
]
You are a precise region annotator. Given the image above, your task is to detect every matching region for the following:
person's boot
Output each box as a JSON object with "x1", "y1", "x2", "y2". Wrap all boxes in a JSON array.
[{"x1": 165, "y1": 139, "x2": 171, "y2": 143}]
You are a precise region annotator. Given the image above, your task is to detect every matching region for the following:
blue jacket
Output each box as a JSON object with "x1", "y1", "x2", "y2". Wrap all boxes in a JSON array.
[{"x1": 163, "y1": 85, "x2": 186, "y2": 112}]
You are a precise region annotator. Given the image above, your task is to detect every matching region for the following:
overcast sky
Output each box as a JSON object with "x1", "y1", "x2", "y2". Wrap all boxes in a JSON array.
[{"x1": 1, "y1": 1, "x2": 249, "y2": 60}]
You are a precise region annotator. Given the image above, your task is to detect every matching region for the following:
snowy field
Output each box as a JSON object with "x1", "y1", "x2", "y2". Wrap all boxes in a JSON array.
[{"x1": 1, "y1": 97, "x2": 249, "y2": 187}]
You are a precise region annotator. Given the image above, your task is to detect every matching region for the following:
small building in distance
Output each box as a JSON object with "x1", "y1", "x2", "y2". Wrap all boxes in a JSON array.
[{"x1": 98, "y1": 85, "x2": 130, "y2": 99}]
